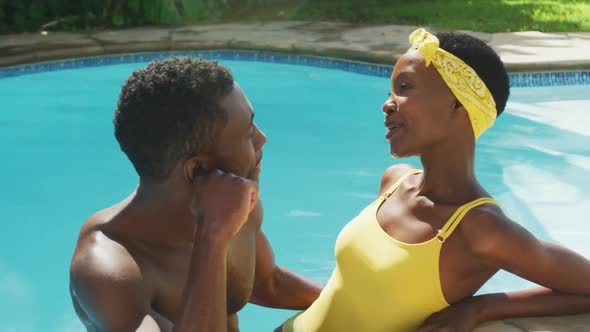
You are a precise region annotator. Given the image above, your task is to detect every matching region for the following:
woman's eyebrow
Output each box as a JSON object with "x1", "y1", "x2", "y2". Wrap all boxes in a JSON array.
[
  {"x1": 396, "y1": 71, "x2": 414, "y2": 79},
  {"x1": 393, "y1": 72, "x2": 413, "y2": 84}
]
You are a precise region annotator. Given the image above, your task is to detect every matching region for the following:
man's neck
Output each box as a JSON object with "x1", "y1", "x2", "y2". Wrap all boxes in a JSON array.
[{"x1": 118, "y1": 179, "x2": 197, "y2": 244}]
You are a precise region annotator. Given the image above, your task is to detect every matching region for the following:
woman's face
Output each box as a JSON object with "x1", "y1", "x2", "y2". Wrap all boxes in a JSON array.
[{"x1": 382, "y1": 50, "x2": 458, "y2": 158}]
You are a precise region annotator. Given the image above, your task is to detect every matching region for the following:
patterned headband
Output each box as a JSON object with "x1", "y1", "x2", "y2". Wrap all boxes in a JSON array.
[{"x1": 408, "y1": 28, "x2": 497, "y2": 139}]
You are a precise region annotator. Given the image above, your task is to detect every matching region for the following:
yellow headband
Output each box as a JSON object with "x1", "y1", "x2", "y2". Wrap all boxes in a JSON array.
[{"x1": 408, "y1": 28, "x2": 497, "y2": 139}]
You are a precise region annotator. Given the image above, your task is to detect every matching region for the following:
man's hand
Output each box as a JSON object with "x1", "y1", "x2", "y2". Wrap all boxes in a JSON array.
[
  {"x1": 417, "y1": 297, "x2": 486, "y2": 332},
  {"x1": 191, "y1": 169, "x2": 258, "y2": 242},
  {"x1": 171, "y1": 169, "x2": 259, "y2": 332}
]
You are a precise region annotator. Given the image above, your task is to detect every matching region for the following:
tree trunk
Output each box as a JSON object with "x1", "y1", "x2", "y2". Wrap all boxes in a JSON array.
[
  {"x1": 103, "y1": 0, "x2": 112, "y2": 18},
  {"x1": 173, "y1": 0, "x2": 186, "y2": 23}
]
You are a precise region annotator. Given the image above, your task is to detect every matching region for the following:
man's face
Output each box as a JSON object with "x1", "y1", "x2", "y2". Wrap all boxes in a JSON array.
[{"x1": 213, "y1": 82, "x2": 266, "y2": 182}]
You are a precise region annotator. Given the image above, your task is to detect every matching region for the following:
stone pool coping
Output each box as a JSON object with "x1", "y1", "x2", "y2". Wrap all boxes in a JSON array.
[
  {"x1": 1, "y1": 21, "x2": 589, "y2": 331},
  {"x1": 1, "y1": 21, "x2": 590, "y2": 71}
]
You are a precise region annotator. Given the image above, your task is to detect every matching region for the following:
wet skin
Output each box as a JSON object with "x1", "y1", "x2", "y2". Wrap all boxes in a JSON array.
[
  {"x1": 380, "y1": 50, "x2": 498, "y2": 304},
  {"x1": 379, "y1": 51, "x2": 590, "y2": 329},
  {"x1": 276, "y1": 50, "x2": 590, "y2": 331},
  {"x1": 69, "y1": 82, "x2": 320, "y2": 332}
]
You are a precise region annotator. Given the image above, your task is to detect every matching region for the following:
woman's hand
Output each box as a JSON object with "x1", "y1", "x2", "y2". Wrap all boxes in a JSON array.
[{"x1": 417, "y1": 297, "x2": 486, "y2": 332}]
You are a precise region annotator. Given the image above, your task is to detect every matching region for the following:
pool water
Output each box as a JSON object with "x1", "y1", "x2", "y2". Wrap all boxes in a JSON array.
[{"x1": 0, "y1": 59, "x2": 589, "y2": 331}]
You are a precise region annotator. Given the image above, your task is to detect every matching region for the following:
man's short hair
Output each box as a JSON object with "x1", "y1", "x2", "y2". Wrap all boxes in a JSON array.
[
  {"x1": 114, "y1": 58, "x2": 234, "y2": 181},
  {"x1": 436, "y1": 32, "x2": 510, "y2": 117}
]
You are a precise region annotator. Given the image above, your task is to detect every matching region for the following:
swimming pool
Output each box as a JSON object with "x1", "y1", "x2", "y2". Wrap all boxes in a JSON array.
[{"x1": 1, "y1": 53, "x2": 589, "y2": 331}]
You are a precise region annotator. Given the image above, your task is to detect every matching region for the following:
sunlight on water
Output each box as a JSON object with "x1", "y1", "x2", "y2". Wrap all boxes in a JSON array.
[{"x1": 0, "y1": 60, "x2": 588, "y2": 331}]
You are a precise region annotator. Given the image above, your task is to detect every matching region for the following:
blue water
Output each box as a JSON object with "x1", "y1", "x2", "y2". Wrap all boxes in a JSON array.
[{"x1": 1, "y1": 60, "x2": 589, "y2": 331}]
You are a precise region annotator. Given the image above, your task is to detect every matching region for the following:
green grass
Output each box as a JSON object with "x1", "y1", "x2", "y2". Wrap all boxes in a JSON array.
[
  {"x1": 218, "y1": 0, "x2": 590, "y2": 32},
  {"x1": 3, "y1": 0, "x2": 589, "y2": 33}
]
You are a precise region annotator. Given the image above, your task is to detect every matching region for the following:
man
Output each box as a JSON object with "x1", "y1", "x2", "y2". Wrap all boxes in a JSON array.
[{"x1": 69, "y1": 58, "x2": 322, "y2": 332}]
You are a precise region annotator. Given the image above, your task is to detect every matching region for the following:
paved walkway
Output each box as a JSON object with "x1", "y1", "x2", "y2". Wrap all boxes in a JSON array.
[
  {"x1": 1, "y1": 21, "x2": 590, "y2": 70},
  {"x1": 1, "y1": 21, "x2": 590, "y2": 331}
]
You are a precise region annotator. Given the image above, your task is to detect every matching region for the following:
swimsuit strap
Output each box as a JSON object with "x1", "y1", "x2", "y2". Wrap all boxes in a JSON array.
[
  {"x1": 437, "y1": 197, "x2": 500, "y2": 242},
  {"x1": 382, "y1": 169, "x2": 424, "y2": 198}
]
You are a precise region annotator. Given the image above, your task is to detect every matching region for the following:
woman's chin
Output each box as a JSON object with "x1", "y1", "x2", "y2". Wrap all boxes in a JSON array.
[
  {"x1": 389, "y1": 144, "x2": 405, "y2": 158},
  {"x1": 389, "y1": 143, "x2": 415, "y2": 159},
  {"x1": 390, "y1": 151, "x2": 408, "y2": 159}
]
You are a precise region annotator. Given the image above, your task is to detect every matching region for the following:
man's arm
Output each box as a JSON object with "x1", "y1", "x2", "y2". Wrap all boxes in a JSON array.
[
  {"x1": 70, "y1": 237, "x2": 231, "y2": 332},
  {"x1": 250, "y1": 225, "x2": 322, "y2": 309},
  {"x1": 70, "y1": 249, "x2": 173, "y2": 332},
  {"x1": 70, "y1": 236, "x2": 234, "y2": 332},
  {"x1": 175, "y1": 169, "x2": 259, "y2": 331},
  {"x1": 173, "y1": 231, "x2": 231, "y2": 332},
  {"x1": 71, "y1": 170, "x2": 258, "y2": 332}
]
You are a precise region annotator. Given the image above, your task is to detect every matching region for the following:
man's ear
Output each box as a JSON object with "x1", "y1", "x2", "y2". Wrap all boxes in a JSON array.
[{"x1": 183, "y1": 154, "x2": 213, "y2": 184}]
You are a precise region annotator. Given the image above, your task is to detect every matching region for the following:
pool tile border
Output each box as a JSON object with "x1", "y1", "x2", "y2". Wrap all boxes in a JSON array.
[{"x1": 0, "y1": 50, "x2": 588, "y2": 87}]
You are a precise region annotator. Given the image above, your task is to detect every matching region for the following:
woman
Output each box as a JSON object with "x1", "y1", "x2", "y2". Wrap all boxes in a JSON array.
[{"x1": 277, "y1": 29, "x2": 590, "y2": 332}]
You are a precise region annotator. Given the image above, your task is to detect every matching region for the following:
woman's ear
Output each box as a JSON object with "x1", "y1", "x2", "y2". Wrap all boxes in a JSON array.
[
  {"x1": 183, "y1": 155, "x2": 213, "y2": 184},
  {"x1": 452, "y1": 99, "x2": 467, "y2": 116}
]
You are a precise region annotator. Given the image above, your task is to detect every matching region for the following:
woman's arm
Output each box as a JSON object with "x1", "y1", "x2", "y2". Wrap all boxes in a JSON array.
[
  {"x1": 418, "y1": 211, "x2": 590, "y2": 331},
  {"x1": 467, "y1": 211, "x2": 590, "y2": 298},
  {"x1": 418, "y1": 288, "x2": 590, "y2": 332},
  {"x1": 477, "y1": 287, "x2": 590, "y2": 321}
]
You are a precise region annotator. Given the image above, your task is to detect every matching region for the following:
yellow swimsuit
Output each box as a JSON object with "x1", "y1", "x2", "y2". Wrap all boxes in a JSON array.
[{"x1": 283, "y1": 169, "x2": 499, "y2": 332}]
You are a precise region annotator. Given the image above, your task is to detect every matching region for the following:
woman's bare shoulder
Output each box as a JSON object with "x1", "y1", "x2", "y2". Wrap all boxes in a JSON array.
[{"x1": 379, "y1": 163, "x2": 420, "y2": 195}]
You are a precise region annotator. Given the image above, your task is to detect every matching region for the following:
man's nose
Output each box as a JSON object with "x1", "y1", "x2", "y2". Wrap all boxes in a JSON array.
[{"x1": 254, "y1": 123, "x2": 267, "y2": 149}]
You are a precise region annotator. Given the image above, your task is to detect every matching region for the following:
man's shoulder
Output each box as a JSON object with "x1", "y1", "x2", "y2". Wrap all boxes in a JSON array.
[
  {"x1": 72, "y1": 230, "x2": 138, "y2": 272},
  {"x1": 70, "y1": 220, "x2": 149, "y2": 329},
  {"x1": 75, "y1": 205, "x2": 122, "y2": 242},
  {"x1": 71, "y1": 213, "x2": 144, "y2": 296}
]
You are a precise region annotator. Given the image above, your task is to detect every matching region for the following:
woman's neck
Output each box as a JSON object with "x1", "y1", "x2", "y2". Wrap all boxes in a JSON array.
[{"x1": 417, "y1": 138, "x2": 482, "y2": 205}]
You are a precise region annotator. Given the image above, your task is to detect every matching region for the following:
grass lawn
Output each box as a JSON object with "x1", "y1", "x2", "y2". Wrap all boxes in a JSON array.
[{"x1": 218, "y1": 0, "x2": 590, "y2": 32}]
